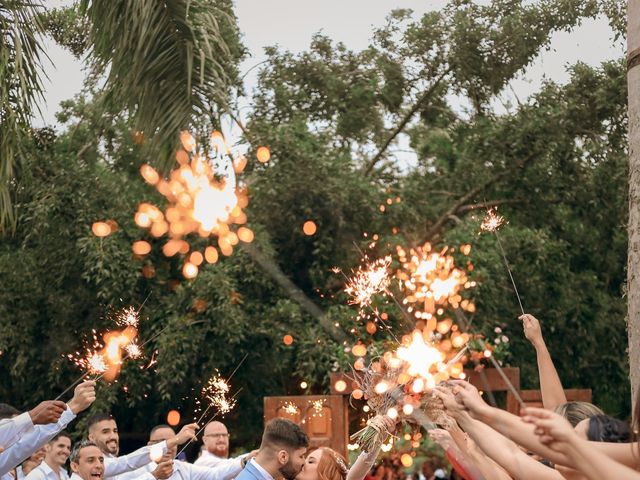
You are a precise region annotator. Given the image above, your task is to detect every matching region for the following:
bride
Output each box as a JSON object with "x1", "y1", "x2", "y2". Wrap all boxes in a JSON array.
[{"x1": 295, "y1": 416, "x2": 395, "y2": 480}]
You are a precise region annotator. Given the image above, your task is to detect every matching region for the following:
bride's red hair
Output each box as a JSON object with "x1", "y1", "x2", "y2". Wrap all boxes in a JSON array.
[{"x1": 315, "y1": 447, "x2": 348, "y2": 480}]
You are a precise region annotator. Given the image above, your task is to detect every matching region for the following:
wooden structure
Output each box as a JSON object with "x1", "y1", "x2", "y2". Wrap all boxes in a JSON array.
[{"x1": 264, "y1": 395, "x2": 349, "y2": 458}]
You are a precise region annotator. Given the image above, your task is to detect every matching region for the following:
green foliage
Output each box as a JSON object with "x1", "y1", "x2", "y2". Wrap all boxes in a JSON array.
[
  {"x1": 0, "y1": 0, "x2": 48, "y2": 230},
  {"x1": 0, "y1": 0, "x2": 633, "y2": 451}
]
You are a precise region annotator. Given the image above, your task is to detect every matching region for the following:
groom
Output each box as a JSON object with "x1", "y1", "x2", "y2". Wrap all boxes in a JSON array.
[{"x1": 236, "y1": 419, "x2": 308, "y2": 480}]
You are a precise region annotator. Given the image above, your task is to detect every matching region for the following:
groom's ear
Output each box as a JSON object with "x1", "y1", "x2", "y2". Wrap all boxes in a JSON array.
[{"x1": 277, "y1": 449, "x2": 289, "y2": 466}]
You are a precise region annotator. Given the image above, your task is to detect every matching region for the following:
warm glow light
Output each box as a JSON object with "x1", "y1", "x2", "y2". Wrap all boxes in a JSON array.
[
  {"x1": 351, "y1": 343, "x2": 367, "y2": 357},
  {"x1": 182, "y1": 262, "x2": 198, "y2": 279},
  {"x1": 402, "y1": 404, "x2": 414, "y2": 415},
  {"x1": 92, "y1": 222, "x2": 111, "y2": 237},
  {"x1": 256, "y1": 146, "x2": 271, "y2": 163},
  {"x1": 205, "y1": 246, "x2": 219, "y2": 264},
  {"x1": 237, "y1": 227, "x2": 254, "y2": 243},
  {"x1": 334, "y1": 380, "x2": 347, "y2": 393},
  {"x1": 374, "y1": 382, "x2": 389, "y2": 394},
  {"x1": 395, "y1": 330, "x2": 445, "y2": 379},
  {"x1": 300, "y1": 381, "x2": 308, "y2": 389},
  {"x1": 400, "y1": 454, "x2": 413, "y2": 467},
  {"x1": 167, "y1": 410, "x2": 181, "y2": 426},
  {"x1": 387, "y1": 407, "x2": 398, "y2": 419},
  {"x1": 302, "y1": 221, "x2": 317, "y2": 236},
  {"x1": 140, "y1": 164, "x2": 159, "y2": 185},
  {"x1": 352, "y1": 389, "x2": 363, "y2": 400},
  {"x1": 132, "y1": 241, "x2": 151, "y2": 255},
  {"x1": 283, "y1": 334, "x2": 294, "y2": 345}
]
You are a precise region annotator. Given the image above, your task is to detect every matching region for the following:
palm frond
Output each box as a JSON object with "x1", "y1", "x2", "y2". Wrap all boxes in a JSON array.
[
  {"x1": 80, "y1": 0, "x2": 244, "y2": 170},
  {"x1": 0, "y1": 0, "x2": 48, "y2": 232}
]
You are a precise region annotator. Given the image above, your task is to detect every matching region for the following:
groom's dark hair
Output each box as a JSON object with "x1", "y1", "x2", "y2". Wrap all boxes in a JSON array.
[{"x1": 260, "y1": 418, "x2": 309, "y2": 451}]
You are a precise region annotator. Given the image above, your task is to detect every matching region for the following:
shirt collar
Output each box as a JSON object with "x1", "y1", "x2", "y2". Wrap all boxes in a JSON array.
[{"x1": 250, "y1": 459, "x2": 274, "y2": 480}]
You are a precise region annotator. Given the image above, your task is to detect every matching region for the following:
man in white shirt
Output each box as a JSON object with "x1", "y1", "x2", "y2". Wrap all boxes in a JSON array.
[
  {"x1": 130, "y1": 424, "x2": 248, "y2": 480},
  {"x1": 85, "y1": 414, "x2": 197, "y2": 480},
  {"x1": 25, "y1": 431, "x2": 71, "y2": 480},
  {"x1": 194, "y1": 421, "x2": 253, "y2": 476},
  {"x1": 0, "y1": 401, "x2": 67, "y2": 452},
  {"x1": 0, "y1": 381, "x2": 96, "y2": 478},
  {"x1": 69, "y1": 441, "x2": 104, "y2": 480}
]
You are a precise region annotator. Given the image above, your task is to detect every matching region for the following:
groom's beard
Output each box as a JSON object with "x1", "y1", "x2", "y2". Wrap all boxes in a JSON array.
[{"x1": 279, "y1": 460, "x2": 302, "y2": 480}]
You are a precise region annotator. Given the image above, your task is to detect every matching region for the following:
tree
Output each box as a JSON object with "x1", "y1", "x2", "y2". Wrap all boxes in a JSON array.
[
  {"x1": 0, "y1": 0, "x2": 244, "y2": 230},
  {"x1": 0, "y1": 1, "x2": 48, "y2": 230},
  {"x1": 627, "y1": 0, "x2": 640, "y2": 408}
]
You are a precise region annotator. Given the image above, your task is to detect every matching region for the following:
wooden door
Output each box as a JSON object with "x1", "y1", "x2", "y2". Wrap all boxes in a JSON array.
[{"x1": 264, "y1": 395, "x2": 349, "y2": 459}]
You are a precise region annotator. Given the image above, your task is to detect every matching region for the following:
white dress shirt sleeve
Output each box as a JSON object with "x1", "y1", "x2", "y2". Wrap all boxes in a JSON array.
[
  {"x1": 23, "y1": 466, "x2": 47, "y2": 480},
  {"x1": 0, "y1": 407, "x2": 76, "y2": 476},
  {"x1": 104, "y1": 441, "x2": 168, "y2": 478},
  {"x1": 0, "y1": 413, "x2": 34, "y2": 450},
  {"x1": 179, "y1": 458, "x2": 244, "y2": 480}
]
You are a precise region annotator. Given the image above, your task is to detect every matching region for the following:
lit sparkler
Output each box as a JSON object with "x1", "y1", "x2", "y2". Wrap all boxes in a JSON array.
[
  {"x1": 116, "y1": 306, "x2": 139, "y2": 328},
  {"x1": 282, "y1": 402, "x2": 300, "y2": 415},
  {"x1": 396, "y1": 243, "x2": 476, "y2": 321},
  {"x1": 479, "y1": 208, "x2": 525, "y2": 315},
  {"x1": 125, "y1": 342, "x2": 142, "y2": 359},
  {"x1": 480, "y1": 208, "x2": 505, "y2": 232},
  {"x1": 344, "y1": 256, "x2": 392, "y2": 308},
  {"x1": 134, "y1": 131, "x2": 260, "y2": 279},
  {"x1": 202, "y1": 373, "x2": 235, "y2": 416}
]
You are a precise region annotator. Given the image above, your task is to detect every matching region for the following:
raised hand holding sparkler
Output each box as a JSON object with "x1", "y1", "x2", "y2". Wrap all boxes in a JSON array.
[{"x1": 480, "y1": 208, "x2": 524, "y2": 315}]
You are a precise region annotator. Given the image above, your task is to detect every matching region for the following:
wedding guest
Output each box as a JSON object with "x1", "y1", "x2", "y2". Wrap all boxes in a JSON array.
[
  {"x1": 0, "y1": 382, "x2": 96, "y2": 478},
  {"x1": 25, "y1": 432, "x2": 71, "y2": 480},
  {"x1": 69, "y1": 442, "x2": 104, "y2": 480},
  {"x1": 86, "y1": 414, "x2": 196, "y2": 480}
]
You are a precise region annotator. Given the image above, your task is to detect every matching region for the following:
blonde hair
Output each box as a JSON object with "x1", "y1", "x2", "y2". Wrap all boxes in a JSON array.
[
  {"x1": 554, "y1": 401, "x2": 604, "y2": 427},
  {"x1": 316, "y1": 447, "x2": 348, "y2": 480}
]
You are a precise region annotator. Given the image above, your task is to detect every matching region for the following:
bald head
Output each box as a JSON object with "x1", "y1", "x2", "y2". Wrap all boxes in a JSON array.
[{"x1": 202, "y1": 421, "x2": 229, "y2": 458}]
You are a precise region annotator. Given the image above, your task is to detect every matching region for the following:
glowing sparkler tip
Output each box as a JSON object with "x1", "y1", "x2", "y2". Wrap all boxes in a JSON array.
[
  {"x1": 480, "y1": 208, "x2": 505, "y2": 232},
  {"x1": 344, "y1": 256, "x2": 392, "y2": 308},
  {"x1": 125, "y1": 343, "x2": 142, "y2": 359},
  {"x1": 116, "y1": 306, "x2": 140, "y2": 328}
]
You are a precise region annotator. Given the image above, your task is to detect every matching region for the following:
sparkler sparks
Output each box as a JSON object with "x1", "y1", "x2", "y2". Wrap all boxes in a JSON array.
[
  {"x1": 480, "y1": 208, "x2": 505, "y2": 232},
  {"x1": 344, "y1": 256, "x2": 392, "y2": 308},
  {"x1": 396, "y1": 243, "x2": 476, "y2": 321},
  {"x1": 202, "y1": 373, "x2": 235, "y2": 416},
  {"x1": 67, "y1": 349, "x2": 108, "y2": 375},
  {"x1": 125, "y1": 342, "x2": 142, "y2": 359},
  {"x1": 282, "y1": 402, "x2": 300, "y2": 415},
  {"x1": 134, "y1": 131, "x2": 255, "y2": 279},
  {"x1": 116, "y1": 306, "x2": 139, "y2": 328}
]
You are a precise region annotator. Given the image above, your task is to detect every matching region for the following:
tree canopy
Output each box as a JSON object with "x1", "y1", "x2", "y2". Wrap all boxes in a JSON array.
[{"x1": 0, "y1": 0, "x2": 631, "y2": 452}]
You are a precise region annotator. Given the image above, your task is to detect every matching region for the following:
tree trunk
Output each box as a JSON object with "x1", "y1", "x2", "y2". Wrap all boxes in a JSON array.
[{"x1": 627, "y1": 0, "x2": 640, "y2": 410}]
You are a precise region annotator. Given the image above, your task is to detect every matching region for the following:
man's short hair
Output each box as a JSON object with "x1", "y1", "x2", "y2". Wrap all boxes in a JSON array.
[
  {"x1": 70, "y1": 440, "x2": 99, "y2": 463},
  {"x1": 260, "y1": 418, "x2": 308, "y2": 451},
  {"x1": 0, "y1": 403, "x2": 20, "y2": 420},
  {"x1": 50, "y1": 430, "x2": 71, "y2": 443},
  {"x1": 150, "y1": 424, "x2": 174, "y2": 437},
  {"x1": 87, "y1": 413, "x2": 114, "y2": 430}
]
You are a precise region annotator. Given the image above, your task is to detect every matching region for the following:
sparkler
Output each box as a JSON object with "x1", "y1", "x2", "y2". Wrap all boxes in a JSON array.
[
  {"x1": 178, "y1": 354, "x2": 248, "y2": 457},
  {"x1": 480, "y1": 208, "x2": 524, "y2": 315},
  {"x1": 344, "y1": 256, "x2": 392, "y2": 309},
  {"x1": 396, "y1": 243, "x2": 476, "y2": 322},
  {"x1": 134, "y1": 131, "x2": 258, "y2": 278},
  {"x1": 58, "y1": 297, "x2": 155, "y2": 400},
  {"x1": 282, "y1": 402, "x2": 300, "y2": 415}
]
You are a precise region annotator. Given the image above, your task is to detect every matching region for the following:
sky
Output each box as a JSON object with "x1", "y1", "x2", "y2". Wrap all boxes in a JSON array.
[{"x1": 36, "y1": 0, "x2": 626, "y2": 128}]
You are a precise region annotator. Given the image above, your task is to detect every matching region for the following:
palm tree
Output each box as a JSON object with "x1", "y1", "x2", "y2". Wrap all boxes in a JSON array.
[
  {"x1": 80, "y1": 0, "x2": 244, "y2": 167},
  {"x1": 0, "y1": 0, "x2": 48, "y2": 231},
  {"x1": 0, "y1": 0, "x2": 243, "y2": 230}
]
